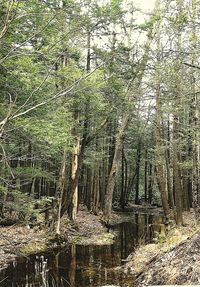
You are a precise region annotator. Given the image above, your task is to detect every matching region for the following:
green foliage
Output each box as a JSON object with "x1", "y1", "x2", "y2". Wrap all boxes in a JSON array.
[
  {"x1": 13, "y1": 167, "x2": 54, "y2": 181},
  {"x1": 4, "y1": 189, "x2": 37, "y2": 221},
  {"x1": 16, "y1": 106, "x2": 73, "y2": 154},
  {"x1": 3, "y1": 189, "x2": 54, "y2": 222},
  {"x1": 0, "y1": 185, "x2": 7, "y2": 195},
  {"x1": 139, "y1": 15, "x2": 160, "y2": 31}
]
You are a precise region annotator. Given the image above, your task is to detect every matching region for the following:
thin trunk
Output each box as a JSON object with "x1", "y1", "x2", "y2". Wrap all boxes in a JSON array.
[
  {"x1": 165, "y1": 116, "x2": 175, "y2": 209},
  {"x1": 172, "y1": 120, "x2": 183, "y2": 225},
  {"x1": 144, "y1": 150, "x2": 148, "y2": 202},
  {"x1": 92, "y1": 160, "x2": 100, "y2": 214},
  {"x1": 120, "y1": 145, "x2": 125, "y2": 208},
  {"x1": 56, "y1": 149, "x2": 66, "y2": 235},
  {"x1": 135, "y1": 140, "x2": 141, "y2": 205},
  {"x1": 68, "y1": 135, "x2": 80, "y2": 221},
  {"x1": 171, "y1": 0, "x2": 184, "y2": 225},
  {"x1": 148, "y1": 164, "x2": 154, "y2": 204}
]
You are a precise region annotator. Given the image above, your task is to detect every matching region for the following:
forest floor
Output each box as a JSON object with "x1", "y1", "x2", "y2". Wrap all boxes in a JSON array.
[
  {"x1": 0, "y1": 207, "x2": 114, "y2": 270},
  {"x1": 120, "y1": 210, "x2": 200, "y2": 286},
  {"x1": 0, "y1": 225, "x2": 45, "y2": 270}
]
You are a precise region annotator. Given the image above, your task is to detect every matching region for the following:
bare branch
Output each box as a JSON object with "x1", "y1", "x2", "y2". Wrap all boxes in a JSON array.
[{"x1": 182, "y1": 62, "x2": 200, "y2": 70}]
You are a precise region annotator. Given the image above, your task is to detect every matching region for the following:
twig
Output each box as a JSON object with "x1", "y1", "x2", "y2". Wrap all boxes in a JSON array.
[{"x1": 0, "y1": 277, "x2": 8, "y2": 284}]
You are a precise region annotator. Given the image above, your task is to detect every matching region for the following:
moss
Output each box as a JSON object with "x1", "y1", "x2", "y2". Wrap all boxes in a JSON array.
[
  {"x1": 69, "y1": 232, "x2": 115, "y2": 245},
  {"x1": 20, "y1": 239, "x2": 47, "y2": 254}
]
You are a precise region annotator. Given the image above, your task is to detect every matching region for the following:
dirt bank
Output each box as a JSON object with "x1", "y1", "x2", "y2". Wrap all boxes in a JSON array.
[
  {"x1": 135, "y1": 229, "x2": 200, "y2": 286},
  {"x1": 66, "y1": 209, "x2": 115, "y2": 245},
  {"x1": 120, "y1": 211, "x2": 200, "y2": 286},
  {"x1": 0, "y1": 225, "x2": 46, "y2": 270}
]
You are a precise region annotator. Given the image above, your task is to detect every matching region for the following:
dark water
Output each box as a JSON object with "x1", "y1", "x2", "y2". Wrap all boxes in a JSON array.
[{"x1": 0, "y1": 213, "x2": 162, "y2": 287}]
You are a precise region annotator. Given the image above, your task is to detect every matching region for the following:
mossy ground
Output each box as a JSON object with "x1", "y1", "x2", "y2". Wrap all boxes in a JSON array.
[
  {"x1": 70, "y1": 231, "x2": 115, "y2": 245},
  {"x1": 20, "y1": 239, "x2": 47, "y2": 254}
]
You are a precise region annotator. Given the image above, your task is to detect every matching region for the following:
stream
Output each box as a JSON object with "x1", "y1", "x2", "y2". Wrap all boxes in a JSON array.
[{"x1": 0, "y1": 213, "x2": 162, "y2": 287}]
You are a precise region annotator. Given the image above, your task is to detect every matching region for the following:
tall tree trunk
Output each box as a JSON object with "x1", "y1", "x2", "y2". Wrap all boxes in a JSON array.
[
  {"x1": 172, "y1": 119, "x2": 183, "y2": 225},
  {"x1": 171, "y1": 0, "x2": 184, "y2": 225},
  {"x1": 120, "y1": 144, "x2": 127, "y2": 208},
  {"x1": 102, "y1": 23, "x2": 154, "y2": 222},
  {"x1": 68, "y1": 134, "x2": 80, "y2": 221},
  {"x1": 135, "y1": 140, "x2": 141, "y2": 205},
  {"x1": 56, "y1": 149, "x2": 66, "y2": 235},
  {"x1": 154, "y1": 0, "x2": 170, "y2": 219},
  {"x1": 144, "y1": 150, "x2": 148, "y2": 203},
  {"x1": 103, "y1": 114, "x2": 130, "y2": 222},
  {"x1": 165, "y1": 116, "x2": 175, "y2": 209}
]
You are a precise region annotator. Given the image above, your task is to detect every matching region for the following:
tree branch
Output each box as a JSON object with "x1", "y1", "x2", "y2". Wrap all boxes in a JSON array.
[{"x1": 182, "y1": 62, "x2": 200, "y2": 70}]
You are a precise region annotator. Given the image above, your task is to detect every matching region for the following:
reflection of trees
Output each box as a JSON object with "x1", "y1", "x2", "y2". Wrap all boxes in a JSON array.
[
  {"x1": 135, "y1": 214, "x2": 139, "y2": 246},
  {"x1": 120, "y1": 222, "x2": 125, "y2": 259},
  {"x1": 149, "y1": 215, "x2": 153, "y2": 242},
  {"x1": 48, "y1": 252, "x2": 62, "y2": 287},
  {"x1": 68, "y1": 245, "x2": 76, "y2": 287}
]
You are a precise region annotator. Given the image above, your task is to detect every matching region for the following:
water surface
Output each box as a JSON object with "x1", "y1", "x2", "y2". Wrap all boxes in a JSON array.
[{"x1": 0, "y1": 213, "x2": 162, "y2": 287}]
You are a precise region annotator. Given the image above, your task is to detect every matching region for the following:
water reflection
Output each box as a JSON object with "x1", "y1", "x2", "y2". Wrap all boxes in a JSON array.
[{"x1": 0, "y1": 213, "x2": 162, "y2": 287}]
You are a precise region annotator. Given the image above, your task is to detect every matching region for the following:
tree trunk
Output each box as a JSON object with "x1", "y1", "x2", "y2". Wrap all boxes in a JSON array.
[
  {"x1": 135, "y1": 140, "x2": 141, "y2": 205},
  {"x1": 154, "y1": 3, "x2": 171, "y2": 219},
  {"x1": 56, "y1": 149, "x2": 66, "y2": 235},
  {"x1": 165, "y1": 116, "x2": 175, "y2": 209},
  {"x1": 172, "y1": 120, "x2": 183, "y2": 225},
  {"x1": 68, "y1": 135, "x2": 80, "y2": 221},
  {"x1": 103, "y1": 114, "x2": 130, "y2": 223},
  {"x1": 144, "y1": 150, "x2": 148, "y2": 203}
]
